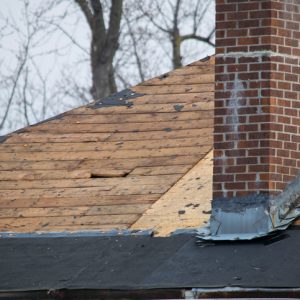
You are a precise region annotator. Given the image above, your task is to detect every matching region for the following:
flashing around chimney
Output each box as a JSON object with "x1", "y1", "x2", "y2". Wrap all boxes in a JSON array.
[{"x1": 198, "y1": 174, "x2": 300, "y2": 241}]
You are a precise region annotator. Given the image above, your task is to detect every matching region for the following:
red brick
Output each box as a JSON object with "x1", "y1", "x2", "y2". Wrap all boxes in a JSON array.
[
  {"x1": 227, "y1": 29, "x2": 248, "y2": 37},
  {"x1": 213, "y1": 175, "x2": 234, "y2": 182},
  {"x1": 214, "y1": 0, "x2": 300, "y2": 198},
  {"x1": 236, "y1": 173, "x2": 256, "y2": 181},
  {"x1": 225, "y1": 182, "x2": 246, "y2": 190},
  {"x1": 216, "y1": 3, "x2": 237, "y2": 12},
  {"x1": 238, "y1": 2, "x2": 259, "y2": 11},
  {"x1": 238, "y1": 19, "x2": 260, "y2": 28}
]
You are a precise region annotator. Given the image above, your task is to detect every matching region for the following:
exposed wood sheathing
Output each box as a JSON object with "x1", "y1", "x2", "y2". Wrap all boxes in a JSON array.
[
  {"x1": 131, "y1": 150, "x2": 213, "y2": 236},
  {"x1": 0, "y1": 57, "x2": 214, "y2": 233}
]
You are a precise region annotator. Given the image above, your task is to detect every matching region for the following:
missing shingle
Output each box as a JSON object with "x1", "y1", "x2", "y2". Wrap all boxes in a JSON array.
[{"x1": 90, "y1": 170, "x2": 130, "y2": 178}]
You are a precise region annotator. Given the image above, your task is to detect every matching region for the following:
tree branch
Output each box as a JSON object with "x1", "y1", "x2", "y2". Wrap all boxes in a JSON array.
[
  {"x1": 50, "y1": 22, "x2": 89, "y2": 55},
  {"x1": 194, "y1": 0, "x2": 211, "y2": 33},
  {"x1": 123, "y1": 12, "x2": 144, "y2": 82},
  {"x1": 74, "y1": 0, "x2": 93, "y2": 29},
  {"x1": 138, "y1": 2, "x2": 170, "y2": 34},
  {"x1": 90, "y1": 0, "x2": 106, "y2": 34},
  {"x1": 22, "y1": 67, "x2": 30, "y2": 125},
  {"x1": 104, "y1": 0, "x2": 122, "y2": 60},
  {"x1": 181, "y1": 33, "x2": 215, "y2": 47},
  {"x1": 0, "y1": 49, "x2": 28, "y2": 130},
  {"x1": 173, "y1": 0, "x2": 181, "y2": 29}
]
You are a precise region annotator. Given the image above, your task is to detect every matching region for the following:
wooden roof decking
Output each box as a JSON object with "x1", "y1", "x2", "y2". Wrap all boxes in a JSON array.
[{"x1": 0, "y1": 57, "x2": 214, "y2": 234}]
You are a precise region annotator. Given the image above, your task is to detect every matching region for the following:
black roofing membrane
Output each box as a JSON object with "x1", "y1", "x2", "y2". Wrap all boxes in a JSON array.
[{"x1": 1, "y1": 229, "x2": 300, "y2": 292}]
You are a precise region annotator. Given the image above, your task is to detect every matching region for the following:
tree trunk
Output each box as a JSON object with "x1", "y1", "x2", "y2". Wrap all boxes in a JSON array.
[
  {"x1": 172, "y1": 32, "x2": 182, "y2": 68},
  {"x1": 91, "y1": 61, "x2": 115, "y2": 100},
  {"x1": 75, "y1": 0, "x2": 122, "y2": 100}
]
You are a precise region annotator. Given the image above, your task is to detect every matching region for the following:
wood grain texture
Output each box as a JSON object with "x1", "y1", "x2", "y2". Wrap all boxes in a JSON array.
[
  {"x1": 130, "y1": 150, "x2": 213, "y2": 236},
  {"x1": 0, "y1": 57, "x2": 214, "y2": 233}
]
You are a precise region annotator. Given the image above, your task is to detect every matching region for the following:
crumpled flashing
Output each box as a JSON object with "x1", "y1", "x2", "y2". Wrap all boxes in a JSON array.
[{"x1": 197, "y1": 174, "x2": 300, "y2": 241}]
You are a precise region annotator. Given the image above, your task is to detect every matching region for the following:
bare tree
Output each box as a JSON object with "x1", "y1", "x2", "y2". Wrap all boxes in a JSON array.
[
  {"x1": 138, "y1": 0, "x2": 215, "y2": 68},
  {"x1": 0, "y1": 0, "x2": 91, "y2": 134},
  {"x1": 74, "y1": 0, "x2": 122, "y2": 100},
  {"x1": 0, "y1": 0, "x2": 56, "y2": 132},
  {"x1": 0, "y1": 0, "x2": 215, "y2": 135}
]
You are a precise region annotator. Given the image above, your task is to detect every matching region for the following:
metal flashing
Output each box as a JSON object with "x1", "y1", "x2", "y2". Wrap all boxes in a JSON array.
[
  {"x1": 198, "y1": 174, "x2": 300, "y2": 241},
  {"x1": 89, "y1": 88, "x2": 144, "y2": 109}
]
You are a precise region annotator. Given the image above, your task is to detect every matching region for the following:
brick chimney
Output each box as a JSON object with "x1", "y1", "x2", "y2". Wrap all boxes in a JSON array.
[{"x1": 214, "y1": 0, "x2": 300, "y2": 199}]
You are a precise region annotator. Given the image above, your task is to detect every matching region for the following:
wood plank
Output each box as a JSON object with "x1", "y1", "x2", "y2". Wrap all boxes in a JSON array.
[
  {"x1": 0, "y1": 175, "x2": 180, "y2": 190},
  {"x1": 124, "y1": 93, "x2": 213, "y2": 105},
  {"x1": 0, "y1": 214, "x2": 140, "y2": 232},
  {"x1": 0, "y1": 145, "x2": 211, "y2": 161},
  {"x1": 141, "y1": 74, "x2": 214, "y2": 86},
  {"x1": 0, "y1": 194, "x2": 160, "y2": 208},
  {"x1": 0, "y1": 223, "x2": 130, "y2": 233},
  {"x1": 74, "y1": 93, "x2": 213, "y2": 109},
  {"x1": 70, "y1": 101, "x2": 213, "y2": 115},
  {"x1": 0, "y1": 137, "x2": 212, "y2": 153},
  {"x1": 3, "y1": 132, "x2": 111, "y2": 144},
  {"x1": 23, "y1": 119, "x2": 213, "y2": 134},
  {"x1": 169, "y1": 65, "x2": 214, "y2": 76},
  {"x1": 0, "y1": 170, "x2": 90, "y2": 180},
  {"x1": 0, "y1": 184, "x2": 171, "y2": 198},
  {"x1": 106, "y1": 128, "x2": 212, "y2": 141},
  {"x1": 30, "y1": 110, "x2": 212, "y2": 125},
  {"x1": 129, "y1": 165, "x2": 192, "y2": 176},
  {"x1": 131, "y1": 150, "x2": 213, "y2": 236},
  {"x1": 2, "y1": 128, "x2": 212, "y2": 145},
  {"x1": 0, "y1": 169, "x2": 132, "y2": 180},
  {"x1": 132, "y1": 83, "x2": 214, "y2": 95},
  {"x1": 0, "y1": 204, "x2": 151, "y2": 218},
  {"x1": 0, "y1": 155, "x2": 201, "y2": 171}
]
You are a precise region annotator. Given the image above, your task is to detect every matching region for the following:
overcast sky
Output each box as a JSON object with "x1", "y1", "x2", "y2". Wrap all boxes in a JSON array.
[{"x1": 0, "y1": 0, "x2": 215, "y2": 135}]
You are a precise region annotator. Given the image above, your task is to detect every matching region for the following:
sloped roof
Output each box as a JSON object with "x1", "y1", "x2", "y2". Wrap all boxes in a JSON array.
[
  {"x1": 0, "y1": 57, "x2": 214, "y2": 234},
  {"x1": 2, "y1": 57, "x2": 300, "y2": 298}
]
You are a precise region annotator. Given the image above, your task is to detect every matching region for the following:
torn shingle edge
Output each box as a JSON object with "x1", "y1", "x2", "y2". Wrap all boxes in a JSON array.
[
  {"x1": 197, "y1": 173, "x2": 300, "y2": 241},
  {"x1": 89, "y1": 88, "x2": 144, "y2": 109}
]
